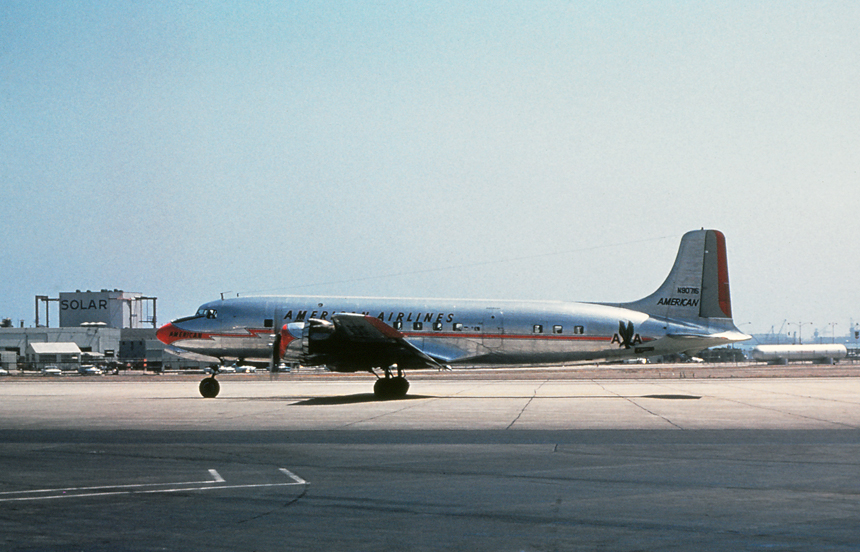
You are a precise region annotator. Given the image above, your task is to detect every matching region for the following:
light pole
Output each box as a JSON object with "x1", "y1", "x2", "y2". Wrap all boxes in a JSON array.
[
  {"x1": 788, "y1": 321, "x2": 812, "y2": 345},
  {"x1": 828, "y1": 322, "x2": 838, "y2": 344}
]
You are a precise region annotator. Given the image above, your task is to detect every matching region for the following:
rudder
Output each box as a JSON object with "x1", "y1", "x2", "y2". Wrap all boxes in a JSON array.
[{"x1": 699, "y1": 229, "x2": 732, "y2": 318}]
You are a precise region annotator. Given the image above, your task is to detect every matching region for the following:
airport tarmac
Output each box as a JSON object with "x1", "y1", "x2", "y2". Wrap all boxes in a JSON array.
[{"x1": 2, "y1": 371, "x2": 860, "y2": 551}]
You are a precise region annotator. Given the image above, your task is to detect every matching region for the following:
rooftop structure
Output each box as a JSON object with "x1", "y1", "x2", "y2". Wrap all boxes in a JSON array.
[{"x1": 35, "y1": 290, "x2": 156, "y2": 329}]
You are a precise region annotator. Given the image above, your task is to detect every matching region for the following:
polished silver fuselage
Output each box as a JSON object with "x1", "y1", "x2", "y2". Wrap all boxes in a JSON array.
[
  {"x1": 158, "y1": 230, "x2": 750, "y2": 376},
  {"x1": 160, "y1": 294, "x2": 724, "y2": 368}
]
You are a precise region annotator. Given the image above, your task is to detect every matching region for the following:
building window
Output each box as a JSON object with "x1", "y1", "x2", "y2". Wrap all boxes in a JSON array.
[{"x1": 533, "y1": 324, "x2": 543, "y2": 334}]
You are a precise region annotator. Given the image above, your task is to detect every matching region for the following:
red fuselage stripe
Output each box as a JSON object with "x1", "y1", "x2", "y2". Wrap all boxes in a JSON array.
[{"x1": 165, "y1": 328, "x2": 637, "y2": 344}]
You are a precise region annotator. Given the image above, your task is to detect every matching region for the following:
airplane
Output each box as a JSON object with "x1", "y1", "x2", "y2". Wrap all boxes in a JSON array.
[{"x1": 157, "y1": 229, "x2": 750, "y2": 399}]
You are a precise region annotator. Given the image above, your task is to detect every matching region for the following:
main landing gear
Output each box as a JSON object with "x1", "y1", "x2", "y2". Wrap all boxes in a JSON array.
[
  {"x1": 373, "y1": 364, "x2": 409, "y2": 400},
  {"x1": 197, "y1": 364, "x2": 409, "y2": 400}
]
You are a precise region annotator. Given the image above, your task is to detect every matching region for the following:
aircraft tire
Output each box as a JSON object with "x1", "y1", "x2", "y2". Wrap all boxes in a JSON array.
[
  {"x1": 391, "y1": 376, "x2": 409, "y2": 397},
  {"x1": 373, "y1": 378, "x2": 388, "y2": 398},
  {"x1": 373, "y1": 376, "x2": 409, "y2": 400},
  {"x1": 199, "y1": 377, "x2": 220, "y2": 398}
]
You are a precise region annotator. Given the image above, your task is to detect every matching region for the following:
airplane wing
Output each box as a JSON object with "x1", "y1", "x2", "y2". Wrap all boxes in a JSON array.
[
  {"x1": 162, "y1": 345, "x2": 220, "y2": 364},
  {"x1": 313, "y1": 313, "x2": 445, "y2": 372}
]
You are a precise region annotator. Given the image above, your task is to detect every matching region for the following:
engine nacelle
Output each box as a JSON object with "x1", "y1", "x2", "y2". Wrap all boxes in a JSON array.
[
  {"x1": 278, "y1": 315, "x2": 409, "y2": 373},
  {"x1": 279, "y1": 319, "x2": 337, "y2": 365}
]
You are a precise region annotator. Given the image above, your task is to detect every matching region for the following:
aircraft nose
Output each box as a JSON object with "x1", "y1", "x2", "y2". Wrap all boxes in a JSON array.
[{"x1": 156, "y1": 323, "x2": 179, "y2": 345}]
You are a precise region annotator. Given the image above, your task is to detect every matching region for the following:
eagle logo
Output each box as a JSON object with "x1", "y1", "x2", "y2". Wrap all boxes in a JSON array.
[{"x1": 611, "y1": 320, "x2": 642, "y2": 349}]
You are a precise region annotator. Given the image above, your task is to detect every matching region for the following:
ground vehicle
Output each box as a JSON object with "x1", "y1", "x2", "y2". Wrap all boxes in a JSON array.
[{"x1": 78, "y1": 365, "x2": 103, "y2": 375}]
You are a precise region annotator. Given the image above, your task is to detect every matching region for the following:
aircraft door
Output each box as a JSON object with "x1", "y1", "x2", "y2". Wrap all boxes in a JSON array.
[{"x1": 482, "y1": 308, "x2": 504, "y2": 351}]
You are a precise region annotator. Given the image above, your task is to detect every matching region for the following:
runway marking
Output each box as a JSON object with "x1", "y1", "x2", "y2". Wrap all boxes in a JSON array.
[
  {"x1": 0, "y1": 468, "x2": 307, "y2": 502},
  {"x1": 280, "y1": 468, "x2": 307, "y2": 485}
]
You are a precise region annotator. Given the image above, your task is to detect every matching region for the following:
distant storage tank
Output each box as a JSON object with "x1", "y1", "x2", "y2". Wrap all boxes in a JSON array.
[{"x1": 752, "y1": 344, "x2": 848, "y2": 364}]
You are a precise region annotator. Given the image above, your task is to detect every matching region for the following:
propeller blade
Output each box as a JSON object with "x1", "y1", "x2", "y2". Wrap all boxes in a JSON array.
[{"x1": 271, "y1": 328, "x2": 281, "y2": 373}]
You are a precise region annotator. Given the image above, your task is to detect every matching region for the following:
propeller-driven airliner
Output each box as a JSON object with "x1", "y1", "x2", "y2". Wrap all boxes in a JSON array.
[{"x1": 157, "y1": 229, "x2": 749, "y2": 398}]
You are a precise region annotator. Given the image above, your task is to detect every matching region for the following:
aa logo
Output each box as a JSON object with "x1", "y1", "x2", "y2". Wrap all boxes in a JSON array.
[{"x1": 611, "y1": 320, "x2": 642, "y2": 349}]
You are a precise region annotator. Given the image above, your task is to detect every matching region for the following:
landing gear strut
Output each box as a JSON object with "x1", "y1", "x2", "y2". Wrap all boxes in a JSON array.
[
  {"x1": 199, "y1": 376, "x2": 220, "y2": 398},
  {"x1": 373, "y1": 364, "x2": 409, "y2": 400}
]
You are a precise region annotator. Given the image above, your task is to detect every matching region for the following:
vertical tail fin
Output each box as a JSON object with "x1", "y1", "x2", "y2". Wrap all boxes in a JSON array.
[{"x1": 619, "y1": 229, "x2": 734, "y2": 324}]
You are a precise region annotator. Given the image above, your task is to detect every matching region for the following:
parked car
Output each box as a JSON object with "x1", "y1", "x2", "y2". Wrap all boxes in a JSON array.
[
  {"x1": 78, "y1": 365, "x2": 103, "y2": 375},
  {"x1": 41, "y1": 366, "x2": 62, "y2": 376},
  {"x1": 204, "y1": 365, "x2": 236, "y2": 374}
]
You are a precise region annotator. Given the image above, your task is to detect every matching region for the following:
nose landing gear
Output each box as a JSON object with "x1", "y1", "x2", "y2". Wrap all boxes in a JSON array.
[{"x1": 199, "y1": 376, "x2": 220, "y2": 398}]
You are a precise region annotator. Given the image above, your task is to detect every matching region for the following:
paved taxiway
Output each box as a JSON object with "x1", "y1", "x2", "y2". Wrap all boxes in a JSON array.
[{"x1": 2, "y1": 372, "x2": 860, "y2": 551}]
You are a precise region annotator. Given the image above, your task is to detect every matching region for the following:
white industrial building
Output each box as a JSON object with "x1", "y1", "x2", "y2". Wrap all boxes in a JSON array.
[
  {"x1": 36, "y1": 290, "x2": 157, "y2": 329},
  {"x1": 0, "y1": 290, "x2": 215, "y2": 373},
  {"x1": 26, "y1": 342, "x2": 83, "y2": 371},
  {"x1": 0, "y1": 326, "x2": 121, "y2": 371},
  {"x1": 0, "y1": 290, "x2": 202, "y2": 373}
]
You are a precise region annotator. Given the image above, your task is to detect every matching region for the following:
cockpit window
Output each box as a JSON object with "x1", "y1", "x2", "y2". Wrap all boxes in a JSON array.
[{"x1": 195, "y1": 308, "x2": 218, "y2": 319}]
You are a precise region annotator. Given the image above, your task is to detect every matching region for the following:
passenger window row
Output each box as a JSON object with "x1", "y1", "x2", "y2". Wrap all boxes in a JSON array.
[
  {"x1": 393, "y1": 321, "x2": 476, "y2": 332},
  {"x1": 533, "y1": 324, "x2": 585, "y2": 335},
  {"x1": 262, "y1": 319, "x2": 585, "y2": 334},
  {"x1": 389, "y1": 322, "x2": 587, "y2": 334}
]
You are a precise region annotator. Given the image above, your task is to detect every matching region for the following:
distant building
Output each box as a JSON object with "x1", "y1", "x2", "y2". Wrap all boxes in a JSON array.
[
  {"x1": 0, "y1": 327, "x2": 120, "y2": 371},
  {"x1": 0, "y1": 350, "x2": 16, "y2": 372},
  {"x1": 57, "y1": 290, "x2": 156, "y2": 329},
  {"x1": 33, "y1": 290, "x2": 156, "y2": 329},
  {"x1": 26, "y1": 342, "x2": 82, "y2": 371},
  {"x1": 1, "y1": 290, "x2": 209, "y2": 372}
]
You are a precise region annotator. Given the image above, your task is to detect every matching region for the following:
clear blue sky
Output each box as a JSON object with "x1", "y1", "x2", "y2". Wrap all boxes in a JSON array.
[{"x1": 2, "y1": 1, "x2": 859, "y2": 340}]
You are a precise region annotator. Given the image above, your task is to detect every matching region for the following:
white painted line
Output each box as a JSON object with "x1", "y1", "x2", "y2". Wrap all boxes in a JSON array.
[
  {"x1": 0, "y1": 468, "x2": 308, "y2": 502},
  {"x1": 0, "y1": 476, "x2": 221, "y2": 498},
  {"x1": 280, "y1": 468, "x2": 308, "y2": 485}
]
